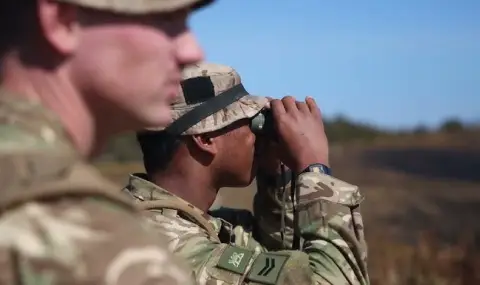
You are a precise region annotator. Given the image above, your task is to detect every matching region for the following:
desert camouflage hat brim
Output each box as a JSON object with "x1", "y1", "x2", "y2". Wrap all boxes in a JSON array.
[
  {"x1": 145, "y1": 94, "x2": 268, "y2": 135},
  {"x1": 56, "y1": 0, "x2": 213, "y2": 14},
  {"x1": 174, "y1": 94, "x2": 268, "y2": 135}
]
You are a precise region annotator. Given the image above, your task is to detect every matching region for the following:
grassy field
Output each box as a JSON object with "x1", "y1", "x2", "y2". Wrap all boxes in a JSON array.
[{"x1": 96, "y1": 130, "x2": 480, "y2": 285}]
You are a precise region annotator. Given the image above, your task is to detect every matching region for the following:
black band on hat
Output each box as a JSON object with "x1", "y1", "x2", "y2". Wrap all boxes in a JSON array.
[
  {"x1": 165, "y1": 82, "x2": 249, "y2": 136},
  {"x1": 181, "y1": 76, "x2": 216, "y2": 105}
]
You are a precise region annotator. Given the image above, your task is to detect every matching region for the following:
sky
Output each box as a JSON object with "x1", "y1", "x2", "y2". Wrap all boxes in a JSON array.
[{"x1": 190, "y1": 0, "x2": 479, "y2": 130}]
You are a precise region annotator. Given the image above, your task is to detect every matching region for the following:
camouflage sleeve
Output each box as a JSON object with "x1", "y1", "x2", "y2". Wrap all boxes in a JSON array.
[
  {"x1": 254, "y1": 171, "x2": 370, "y2": 284},
  {"x1": 144, "y1": 172, "x2": 369, "y2": 285},
  {"x1": 0, "y1": 199, "x2": 194, "y2": 285}
]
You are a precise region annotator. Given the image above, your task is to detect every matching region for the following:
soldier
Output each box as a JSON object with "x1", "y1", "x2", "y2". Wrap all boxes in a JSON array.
[
  {"x1": 124, "y1": 62, "x2": 370, "y2": 285},
  {"x1": 0, "y1": 0, "x2": 214, "y2": 284}
]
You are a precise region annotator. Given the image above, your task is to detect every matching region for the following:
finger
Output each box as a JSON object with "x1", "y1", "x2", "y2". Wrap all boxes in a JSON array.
[
  {"x1": 281, "y1": 96, "x2": 298, "y2": 113},
  {"x1": 270, "y1": 99, "x2": 286, "y2": 119},
  {"x1": 295, "y1": 101, "x2": 310, "y2": 114},
  {"x1": 306, "y1": 96, "x2": 322, "y2": 118}
]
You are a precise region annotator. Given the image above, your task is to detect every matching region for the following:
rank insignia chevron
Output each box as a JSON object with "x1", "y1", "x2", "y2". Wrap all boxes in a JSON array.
[{"x1": 246, "y1": 253, "x2": 289, "y2": 285}]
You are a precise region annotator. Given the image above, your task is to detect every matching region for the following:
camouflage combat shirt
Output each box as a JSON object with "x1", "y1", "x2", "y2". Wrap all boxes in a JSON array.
[
  {"x1": 122, "y1": 170, "x2": 370, "y2": 285},
  {"x1": 0, "y1": 92, "x2": 194, "y2": 285}
]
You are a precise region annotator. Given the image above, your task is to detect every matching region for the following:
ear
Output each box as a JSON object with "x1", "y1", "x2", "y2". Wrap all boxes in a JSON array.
[
  {"x1": 191, "y1": 134, "x2": 218, "y2": 156},
  {"x1": 37, "y1": 0, "x2": 80, "y2": 55}
]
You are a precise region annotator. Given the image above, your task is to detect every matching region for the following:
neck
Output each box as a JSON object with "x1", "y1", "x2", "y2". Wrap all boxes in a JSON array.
[
  {"x1": 1, "y1": 53, "x2": 98, "y2": 159},
  {"x1": 150, "y1": 161, "x2": 218, "y2": 213}
]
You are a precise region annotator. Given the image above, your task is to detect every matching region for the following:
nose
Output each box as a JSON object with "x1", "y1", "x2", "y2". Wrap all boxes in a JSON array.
[{"x1": 175, "y1": 30, "x2": 204, "y2": 66}]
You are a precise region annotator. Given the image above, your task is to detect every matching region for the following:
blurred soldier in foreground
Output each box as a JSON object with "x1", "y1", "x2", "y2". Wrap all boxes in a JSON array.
[
  {"x1": 124, "y1": 62, "x2": 370, "y2": 285},
  {"x1": 0, "y1": 0, "x2": 214, "y2": 284}
]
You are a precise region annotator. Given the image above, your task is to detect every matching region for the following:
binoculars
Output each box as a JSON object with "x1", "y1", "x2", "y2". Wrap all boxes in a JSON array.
[{"x1": 250, "y1": 108, "x2": 276, "y2": 137}]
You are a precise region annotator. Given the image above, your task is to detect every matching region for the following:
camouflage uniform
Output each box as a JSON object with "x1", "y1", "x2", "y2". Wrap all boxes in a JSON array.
[
  {"x1": 0, "y1": 1, "x2": 213, "y2": 284},
  {"x1": 123, "y1": 62, "x2": 370, "y2": 285}
]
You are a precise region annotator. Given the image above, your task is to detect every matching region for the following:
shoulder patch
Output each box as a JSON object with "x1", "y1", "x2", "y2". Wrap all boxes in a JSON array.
[
  {"x1": 216, "y1": 245, "x2": 254, "y2": 275},
  {"x1": 246, "y1": 252, "x2": 289, "y2": 285}
]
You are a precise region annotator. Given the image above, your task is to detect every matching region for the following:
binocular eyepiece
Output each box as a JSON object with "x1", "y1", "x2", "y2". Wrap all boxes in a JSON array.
[{"x1": 250, "y1": 108, "x2": 276, "y2": 137}]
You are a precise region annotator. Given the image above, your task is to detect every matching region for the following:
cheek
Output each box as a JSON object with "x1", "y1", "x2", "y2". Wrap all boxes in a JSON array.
[
  {"x1": 79, "y1": 25, "x2": 172, "y2": 75},
  {"x1": 249, "y1": 136, "x2": 256, "y2": 152},
  {"x1": 246, "y1": 130, "x2": 256, "y2": 146},
  {"x1": 114, "y1": 26, "x2": 172, "y2": 68},
  {"x1": 71, "y1": 26, "x2": 174, "y2": 108},
  {"x1": 233, "y1": 126, "x2": 255, "y2": 150},
  {"x1": 242, "y1": 132, "x2": 256, "y2": 158}
]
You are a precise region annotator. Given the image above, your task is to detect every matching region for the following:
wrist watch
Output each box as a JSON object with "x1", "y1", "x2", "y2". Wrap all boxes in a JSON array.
[{"x1": 299, "y1": 163, "x2": 331, "y2": 176}]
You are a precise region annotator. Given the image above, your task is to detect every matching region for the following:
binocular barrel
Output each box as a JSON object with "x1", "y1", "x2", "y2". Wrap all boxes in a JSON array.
[{"x1": 250, "y1": 109, "x2": 275, "y2": 137}]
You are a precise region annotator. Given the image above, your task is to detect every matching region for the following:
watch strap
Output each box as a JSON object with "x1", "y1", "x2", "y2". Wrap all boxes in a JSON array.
[{"x1": 299, "y1": 163, "x2": 331, "y2": 176}]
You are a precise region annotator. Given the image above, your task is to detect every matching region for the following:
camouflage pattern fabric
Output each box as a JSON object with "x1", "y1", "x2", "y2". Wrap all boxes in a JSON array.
[
  {"x1": 123, "y1": 171, "x2": 370, "y2": 285},
  {"x1": 0, "y1": 92, "x2": 195, "y2": 285},
  {"x1": 56, "y1": 0, "x2": 213, "y2": 14},
  {"x1": 144, "y1": 62, "x2": 268, "y2": 135}
]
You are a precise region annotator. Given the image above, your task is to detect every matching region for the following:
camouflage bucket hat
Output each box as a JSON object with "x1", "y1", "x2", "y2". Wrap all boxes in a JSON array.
[
  {"x1": 147, "y1": 62, "x2": 268, "y2": 136},
  {"x1": 56, "y1": 0, "x2": 213, "y2": 14}
]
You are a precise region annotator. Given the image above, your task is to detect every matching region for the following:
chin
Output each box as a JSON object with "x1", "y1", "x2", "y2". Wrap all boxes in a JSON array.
[
  {"x1": 226, "y1": 176, "x2": 253, "y2": 188},
  {"x1": 238, "y1": 180, "x2": 253, "y2": 188},
  {"x1": 239, "y1": 174, "x2": 256, "y2": 187},
  {"x1": 142, "y1": 110, "x2": 173, "y2": 128},
  {"x1": 152, "y1": 116, "x2": 174, "y2": 128}
]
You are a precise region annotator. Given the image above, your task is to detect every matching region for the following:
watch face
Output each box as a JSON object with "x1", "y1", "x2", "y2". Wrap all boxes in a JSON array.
[
  {"x1": 308, "y1": 164, "x2": 331, "y2": 175},
  {"x1": 311, "y1": 166, "x2": 322, "y2": 173}
]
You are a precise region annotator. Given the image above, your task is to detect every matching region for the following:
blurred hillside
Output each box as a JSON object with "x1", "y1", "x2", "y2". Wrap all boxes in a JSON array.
[
  {"x1": 95, "y1": 116, "x2": 480, "y2": 285},
  {"x1": 96, "y1": 116, "x2": 478, "y2": 162}
]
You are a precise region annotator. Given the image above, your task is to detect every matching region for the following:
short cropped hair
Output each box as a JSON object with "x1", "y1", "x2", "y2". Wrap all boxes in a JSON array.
[
  {"x1": 136, "y1": 131, "x2": 183, "y2": 174},
  {"x1": 0, "y1": 1, "x2": 38, "y2": 58}
]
